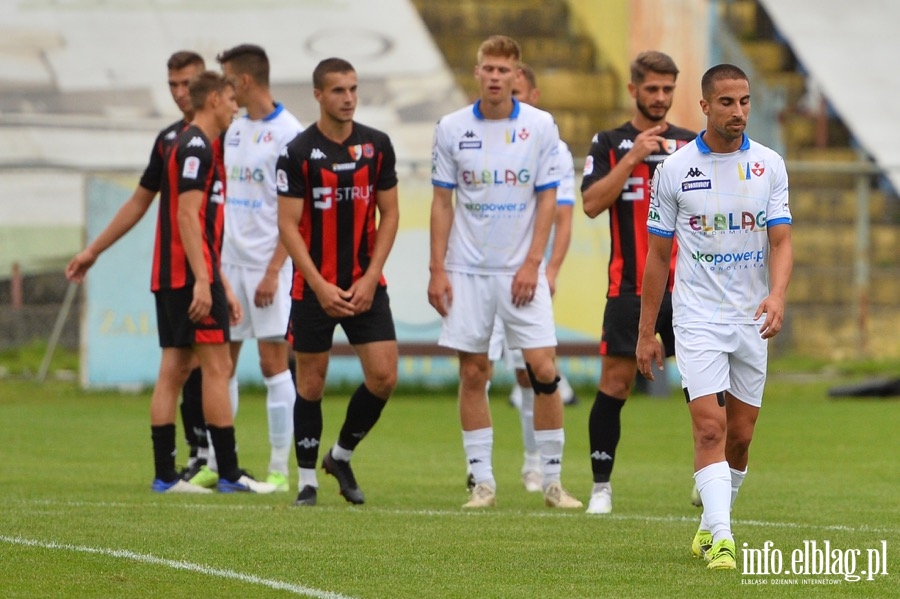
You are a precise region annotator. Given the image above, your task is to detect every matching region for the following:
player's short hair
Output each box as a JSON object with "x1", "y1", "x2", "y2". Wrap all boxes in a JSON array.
[
  {"x1": 216, "y1": 44, "x2": 270, "y2": 87},
  {"x1": 477, "y1": 35, "x2": 521, "y2": 64},
  {"x1": 312, "y1": 57, "x2": 355, "y2": 90},
  {"x1": 518, "y1": 62, "x2": 538, "y2": 90},
  {"x1": 630, "y1": 50, "x2": 679, "y2": 84},
  {"x1": 701, "y1": 63, "x2": 749, "y2": 99},
  {"x1": 189, "y1": 70, "x2": 232, "y2": 111},
  {"x1": 167, "y1": 50, "x2": 205, "y2": 72}
]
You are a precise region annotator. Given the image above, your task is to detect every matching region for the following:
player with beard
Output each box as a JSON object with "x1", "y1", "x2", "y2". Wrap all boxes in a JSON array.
[{"x1": 581, "y1": 51, "x2": 696, "y2": 514}]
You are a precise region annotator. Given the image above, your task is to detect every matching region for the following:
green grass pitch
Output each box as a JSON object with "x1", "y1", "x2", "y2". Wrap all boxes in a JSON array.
[{"x1": 1, "y1": 373, "x2": 897, "y2": 598}]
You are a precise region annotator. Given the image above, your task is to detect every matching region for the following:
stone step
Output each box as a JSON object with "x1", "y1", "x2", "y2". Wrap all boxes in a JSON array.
[
  {"x1": 790, "y1": 266, "x2": 900, "y2": 305},
  {"x1": 437, "y1": 35, "x2": 596, "y2": 75},
  {"x1": 787, "y1": 147, "x2": 867, "y2": 189},
  {"x1": 761, "y1": 70, "x2": 806, "y2": 107},
  {"x1": 788, "y1": 305, "x2": 900, "y2": 359},
  {"x1": 789, "y1": 188, "x2": 889, "y2": 224},
  {"x1": 740, "y1": 40, "x2": 791, "y2": 73},
  {"x1": 722, "y1": 0, "x2": 759, "y2": 39},
  {"x1": 414, "y1": 0, "x2": 568, "y2": 37},
  {"x1": 792, "y1": 225, "x2": 900, "y2": 268}
]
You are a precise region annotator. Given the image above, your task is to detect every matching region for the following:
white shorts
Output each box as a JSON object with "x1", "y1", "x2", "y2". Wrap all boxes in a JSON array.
[
  {"x1": 675, "y1": 323, "x2": 767, "y2": 407},
  {"x1": 439, "y1": 271, "x2": 557, "y2": 354},
  {"x1": 222, "y1": 262, "x2": 292, "y2": 341},
  {"x1": 489, "y1": 315, "x2": 526, "y2": 369}
]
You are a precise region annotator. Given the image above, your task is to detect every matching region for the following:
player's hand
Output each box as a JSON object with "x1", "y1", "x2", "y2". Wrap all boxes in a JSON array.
[
  {"x1": 313, "y1": 282, "x2": 355, "y2": 318},
  {"x1": 427, "y1": 269, "x2": 453, "y2": 317},
  {"x1": 346, "y1": 274, "x2": 378, "y2": 315},
  {"x1": 629, "y1": 125, "x2": 668, "y2": 162},
  {"x1": 511, "y1": 262, "x2": 539, "y2": 307},
  {"x1": 254, "y1": 270, "x2": 279, "y2": 308},
  {"x1": 636, "y1": 333, "x2": 665, "y2": 381},
  {"x1": 226, "y1": 285, "x2": 243, "y2": 326},
  {"x1": 189, "y1": 280, "x2": 213, "y2": 322},
  {"x1": 754, "y1": 294, "x2": 785, "y2": 339},
  {"x1": 65, "y1": 249, "x2": 97, "y2": 283}
]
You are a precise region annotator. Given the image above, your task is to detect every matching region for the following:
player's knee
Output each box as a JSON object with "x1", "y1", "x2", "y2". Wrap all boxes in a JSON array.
[
  {"x1": 459, "y1": 358, "x2": 490, "y2": 387},
  {"x1": 694, "y1": 420, "x2": 726, "y2": 451},
  {"x1": 365, "y1": 368, "x2": 397, "y2": 398},
  {"x1": 525, "y1": 362, "x2": 560, "y2": 395},
  {"x1": 726, "y1": 430, "x2": 753, "y2": 457}
]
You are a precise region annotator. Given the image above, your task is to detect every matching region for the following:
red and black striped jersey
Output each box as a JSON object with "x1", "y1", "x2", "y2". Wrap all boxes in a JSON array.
[
  {"x1": 139, "y1": 119, "x2": 189, "y2": 193},
  {"x1": 276, "y1": 122, "x2": 398, "y2": 300},
  {"x1": 151, "y1": 125, "x2": 226, "y2": 291},
  {"x1": 581, "y1": 121, "x2": 696, "y2": 297}
]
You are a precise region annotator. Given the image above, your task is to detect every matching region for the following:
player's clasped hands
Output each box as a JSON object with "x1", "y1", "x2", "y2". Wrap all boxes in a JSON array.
[{"x1": 315, "y1": 282, "x2": 356, "y2": 318}]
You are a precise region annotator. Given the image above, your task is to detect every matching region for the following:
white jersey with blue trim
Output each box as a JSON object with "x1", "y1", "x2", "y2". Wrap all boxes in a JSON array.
[
  {"x1": 432, "y1": 98, "x2": 561, "y2": 274},
  {"x1": 648, "y1": 132, "x2": 791, "y2": 325},
  {"x1": 222, "y1": 103, "x2": 303, "y2": 267}
]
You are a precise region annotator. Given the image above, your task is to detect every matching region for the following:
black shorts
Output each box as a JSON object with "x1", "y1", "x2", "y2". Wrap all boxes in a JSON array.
[
  {"x1": 155, "y1": 282, "x2": 230, "y2": 348},
  {"x1": 290, "y1": 284, "x2": 396, "y2": 353},
  {"x1": 600, "y1": 293, "x2": 674, "y2": 358}
]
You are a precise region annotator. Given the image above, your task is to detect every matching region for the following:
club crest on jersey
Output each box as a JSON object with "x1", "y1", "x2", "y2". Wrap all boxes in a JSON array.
[
  {"x1": 183, "y1": 156, "x2": 200, "y2": 179},
  {"x1": 738, "y1": 161, "x2": 765, "y2": 180},
  {"x1": 253, "y1": 130, "x2": 273, "y2": 144},
  {"x1": 505, "y1": 128, "x2": 530, "y2": 144},
  {"x1": 582, "y1": 155, "x2": 594, "y2": 176},
  {"x1": 348, "y1": 143, "x2": 374, "y2": 160}
]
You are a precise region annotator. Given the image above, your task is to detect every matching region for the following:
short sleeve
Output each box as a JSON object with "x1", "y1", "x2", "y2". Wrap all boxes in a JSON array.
[
  {"x1": 275, "y1": 142, "x2": 306, "y2": 199},
  {"x1": 431, "y1": 120, "x2": 457, "y2": 189}
]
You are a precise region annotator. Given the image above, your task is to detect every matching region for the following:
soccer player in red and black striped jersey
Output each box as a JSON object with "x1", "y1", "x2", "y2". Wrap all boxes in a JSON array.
[
  {"x1": 277, "y1": 57, "x2": 399, "y2": 507},
  {"x1": 65, "y1": 51, "x2": 212, "y2": 484},
  {"x1": 147, "y1": 71, "x2": 278, "y2": 494},
  {"x1": 580, "y1": 51, "x2": 696, "y2": 514}
]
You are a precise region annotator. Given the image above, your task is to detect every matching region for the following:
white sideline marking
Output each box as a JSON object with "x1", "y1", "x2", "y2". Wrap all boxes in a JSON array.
[
  {"x1": 0, "y1": 535, "x2": 356, "y2": 599},
  {"x1": 19, "y1": 499, "x2": 900, "y2": 535}
]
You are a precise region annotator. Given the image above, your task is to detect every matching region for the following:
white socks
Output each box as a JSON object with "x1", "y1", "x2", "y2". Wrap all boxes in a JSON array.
[
  {"x1": 463, "y1": 427, "x2": 494, "y2": 489},
  {"x1": 517, "y1": 385, "x2": 537, "y2": 455},
  {"x1": 265, "y1": 369, "x2": 295, "y2": 475},
  {"x1": 695, "y1": 461, "x2": 733, "y2": 544},
  {"x1": 534, "y1": 428, "x2": 565, "y2": 487}
]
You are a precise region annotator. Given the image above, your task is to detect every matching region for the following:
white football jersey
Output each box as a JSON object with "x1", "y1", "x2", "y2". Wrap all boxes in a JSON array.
[
  {"x1": 432, "y1": 99, "x2": 560, "y2": 274},
  {"x1": 222, "y1": 103, "x2": 303, "y2": 267},
  {"x1": 648, "y1": 132, "x2": 791, "y2": 325}
]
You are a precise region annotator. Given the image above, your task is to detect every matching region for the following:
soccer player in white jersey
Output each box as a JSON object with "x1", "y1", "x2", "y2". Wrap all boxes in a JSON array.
[
  {"x1": 637, "y1": 64, "x2": 793, "y2": 570},
  {"x1": 216, "y1": 44, "x2": 304, "y2": 492},
  {"x1": 429, "y1": 35, "x2": 582, "y2": 510},
  {"x1": 481, "y1": 63, "x2": 578, "y2": 494}
]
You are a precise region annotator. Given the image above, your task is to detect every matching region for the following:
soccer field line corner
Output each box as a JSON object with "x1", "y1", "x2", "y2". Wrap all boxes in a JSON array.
[{"x1": 0, "y1": 534, "x2": 357, "y2": 599}]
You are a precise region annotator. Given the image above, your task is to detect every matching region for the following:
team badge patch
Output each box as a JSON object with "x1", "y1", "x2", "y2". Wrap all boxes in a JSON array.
[
  {"x1": 183, "y1": 156, "x2": 200, "y2": 179},
  {"x1": 738, "y1": 161, "x2": 765, "y2": 180}
]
